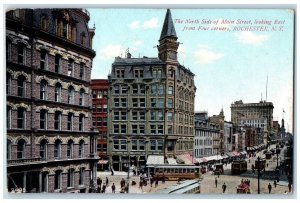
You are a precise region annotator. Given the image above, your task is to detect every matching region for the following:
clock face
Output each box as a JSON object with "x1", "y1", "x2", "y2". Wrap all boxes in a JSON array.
[{"x1": 168, "y1": 52, "x2": 177, "y2": 60}]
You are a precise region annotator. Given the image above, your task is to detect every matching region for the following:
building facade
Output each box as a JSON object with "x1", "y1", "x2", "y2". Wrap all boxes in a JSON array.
[
  {"x1": 223, "y1": 121, "x2": 233, "y2": 152},
  {"x1": 231, "y1": 100, "x2": 274, "y2": 134},
  {"x1": 194, "y1": 112, "x2": 220, "y2": 158},
  {"x1": 107, "y1": 9, "x2": 196, "y2": 171},
  {"x1": 91, "y1": 79, "x2": 109, "y2": 170},
  {"x1": 6, "y1": 9, "x2": 98, "y2": 193}
]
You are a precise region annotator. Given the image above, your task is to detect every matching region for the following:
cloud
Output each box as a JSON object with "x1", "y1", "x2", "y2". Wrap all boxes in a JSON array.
[
  {"x1": 235, "y1": 31, "x2": 269, "y2": 46},
  {"x1": 194, "y1": 45, "x2": 224, "y2": 64},
  {"x1": 99, "y1": 44, "x2": 125, "y2": 60},
  {"x1": 142, "y1": 18, "x2": 159, "y2": 29},
  {"x1": 134, "y1": 40, "x2": 143, "y2": 46},
  {"x1": 128, "y1": 21, "x2": 140, "y2": 29}
]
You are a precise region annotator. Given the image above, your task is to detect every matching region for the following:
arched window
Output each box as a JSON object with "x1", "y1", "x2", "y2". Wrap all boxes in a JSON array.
[
  {"x1": 67, "y1": 113, "x2": 73, "y2": 131},
  {"x1": 40, "y1": 139, "x2": 48, "y2": 160},
  {"x1": 79, "y1": 167, "x2": 85, "y2": 185},
  {"x1": 17, "y1": 75, "x2": 26, "y2": 97},
  {"x1": 67, "y1": 140, "x2": 73, "y2": 159},
  {"x1": 79, "y1": 89, "x2": 85, "y2": 106},
  {"x1": 54, "y1": 170, "x2": 62, "y2": 190},
  {"x1": 18, "y1": 43, "x2": 26, "y2": 64},
  {"x1": 79, "y1": 140, "x2": 84, "y2": 158},
  {"x1": 54, "y1": 139, "x2": 61, "y2": 160},
  {"x1": 67, "y1": 59, "x2": 74, "y2": 77},
  {"x1": 17, "y1": 107, "x2": 25, "y2": 129},
  {"x1": 40, "y1": 49, "x2": 48, "y2": 70},
  {"x1": 55, "y1": 54, "x2": 61, "y2": 73},
  {"x1": 68, "y1": 86, "x2": 74, "y2": 104},
  {"x1": 40, "y1": 80, "x2": 48, "y2": 100},
  {"x1": 79, "y1": 114, "x2": 84, "y2": 131},
  {"x1": 41, "y1": 15, "x2": 48, "y2": 31},
  {"x1": 55, "y1": 83, "x2": 62, "y2": 102},
  {"x1": 67, "y1": 168, "x2": 74, "y2": 187},
  {"x1": 54, "y1": 111, "x2": 62, "y2": 130},
  {"x1": 79, "y1": 63, "x2": 85, "y2": 80},
  {"x1": 17, "y1": 139, "x2": 26, "y2": 159},
  {"x1": 7, "y1": 140, "x2": 12, "y2": 160},
  {"x1": 40, "y1": 109, "x2": 47, "y2": 130},
  {"x1": 7, "y1": 106, "x2": 11, "y2": 129},
  {"x1": 6, "y1": 73, "x2": 11, "y2": 95},
  {"x1": 6, "y1": 39, "x2": 12, "y2": 61}
]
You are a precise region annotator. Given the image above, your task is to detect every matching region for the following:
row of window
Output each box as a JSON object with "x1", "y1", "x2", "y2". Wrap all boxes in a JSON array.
[
  {"x1": 6, "y1": 41, "x2": 87, "y2": 79},
  {"x1": 194, "y1": 139, "x2": 213, "y2": 146},
  {"x1": 112, "y1": 139, "x2": 163, "y2": 151},
  {"x1": 92, "y1": 104, "x2": 107, "y2": 113},
  {"x1": 195, "y1": 131, "x2": 219, "y2": 137},
  {"x1": 92, "y1": 90, "x2": 108, "y2": 99},
  {"x1": 6, "y1": 74, "x2": 87, "y2": 106},
  {"x1": 92, "y1": 117, "x2": 107, "y2": 128},
  {"x1": 7, "y1": 106, "x2": 85, "y2": 131},
  {"x1": 112, "y1": 124, "x2": 169, "y2": 135},
  {"x1": 114, "y1": 68, "x2": 174, "y2": 79},
  {"x1": 194, "y1": 148, "x2": 213, "y2": 157},
  {"x1": 7, "y1": 139, "x2": 85, "y2": 160}
]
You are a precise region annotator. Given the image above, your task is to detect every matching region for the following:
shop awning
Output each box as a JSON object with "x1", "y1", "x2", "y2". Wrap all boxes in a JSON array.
[
  {"x1": 177, "y1": 153, "x2": 194, "y2": 164},
  {"x1": 146, "y1": 155, "x2": 164, "y2": 166},
  {"x1": 167, "y1": 157, "x2": 178, "y2": 165}
]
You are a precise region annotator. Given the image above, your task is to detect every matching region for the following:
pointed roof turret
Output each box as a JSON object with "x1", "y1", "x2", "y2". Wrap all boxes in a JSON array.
[{"x1": 159, "y1": 9, "x2": 177, "y2": 41}]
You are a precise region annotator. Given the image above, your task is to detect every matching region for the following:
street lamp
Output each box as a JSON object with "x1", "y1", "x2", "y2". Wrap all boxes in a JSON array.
[{"x1": 257, "y1": 156, "x2": 261, "y2": 194}]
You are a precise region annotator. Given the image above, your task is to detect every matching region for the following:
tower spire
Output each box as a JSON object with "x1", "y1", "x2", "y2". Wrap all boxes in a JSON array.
[{"x1": 159, "y1": 9, "x2": 177, "y2": 41}]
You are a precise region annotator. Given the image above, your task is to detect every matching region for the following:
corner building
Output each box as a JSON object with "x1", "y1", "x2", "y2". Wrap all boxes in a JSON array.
[
  {"x1": 108, "y1": 9, "x2": 196, "y2": 171},
  {"x1": 6, "y1": 9, "x2": 98, "y2": 193}
]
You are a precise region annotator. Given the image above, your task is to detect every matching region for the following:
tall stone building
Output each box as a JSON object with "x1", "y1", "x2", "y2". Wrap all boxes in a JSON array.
[
  {"x1": 91, "y1": 79, "x2": 109, "y2": 170},
  {"x1": 231, "y1": 100, "x2": 274, "y2": 134},
  {"x1": 6, "y1": 9, "x2": 98, "y2": 193},
  {"x1": 107, "y1": 9, "x2": 196, "y2": 171}
]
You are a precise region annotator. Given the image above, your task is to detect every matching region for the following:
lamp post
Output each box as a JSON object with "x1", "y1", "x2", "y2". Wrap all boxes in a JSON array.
[
  {"x1": 257, "y1": 156, "x2": 261, "y2": 194},
  {"x1": 276, "y1": 148, "x2": 280, "y2": 168},
  {"x1": 127, "y1": 140, "x2": 131, "y2": 193}
]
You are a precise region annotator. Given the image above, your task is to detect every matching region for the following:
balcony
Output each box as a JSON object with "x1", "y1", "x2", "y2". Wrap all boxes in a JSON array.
[{"x1": 7, "y1": 157, "x2": 43, "y2": 166}]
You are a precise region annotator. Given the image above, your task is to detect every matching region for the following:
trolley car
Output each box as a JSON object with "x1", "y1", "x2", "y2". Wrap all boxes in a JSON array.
[{"x1": 153, "y1": 164, "x2": 199, "y2": 181}]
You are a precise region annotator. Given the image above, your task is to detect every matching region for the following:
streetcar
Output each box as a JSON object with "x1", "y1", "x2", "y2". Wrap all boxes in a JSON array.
[
  {"x1": 156, "y1": 179, "x2": 201, "y2": 194},
  {"x1": 231, "y1": 160, "x2": 247, "y2": 175},
  {"x1": 153, "y1": 164, "x2": 199, "y2": 181}
]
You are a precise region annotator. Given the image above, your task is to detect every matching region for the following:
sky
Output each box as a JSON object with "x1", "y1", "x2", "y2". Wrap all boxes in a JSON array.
[{"x1": 87, "y1": 8, "x2": 294, "y2": 131}]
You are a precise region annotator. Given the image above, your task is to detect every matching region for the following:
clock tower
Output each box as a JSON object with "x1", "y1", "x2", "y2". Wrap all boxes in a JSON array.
[{"x1": 158, "y1": 9, "x2": 179, "y2": 62}]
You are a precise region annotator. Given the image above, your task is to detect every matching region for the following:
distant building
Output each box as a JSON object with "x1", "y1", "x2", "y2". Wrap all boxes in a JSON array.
[
  {"x1": 272, "y1": 120, "x2": 280, "y2": 141},
  {"x1": 91, "y1": 79, "x2": 109, "y2": 170},
  {"x1": 6, "y1": 9, "x2": 98, "y2": 193},
  {"x1": 231, "y1": 100, "x2": 274, "y2": 133},
  {"x1": 194, "y1": 112, "x2": 220, "y2": 157},
  {"x1": 208, "y1": 109, "x2": 225, "y2": 154},
  {"x1": 223, "y1": 121, "x2": 233, "y2": 152},
  {"x1": 107, "y1": 9, "x2": 196, "y2": 171}
]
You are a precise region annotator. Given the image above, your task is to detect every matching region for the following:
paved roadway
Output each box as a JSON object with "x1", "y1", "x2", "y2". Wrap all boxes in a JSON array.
[{"x1": 96, "y1": 145, "x2": 292, "y2": 195}]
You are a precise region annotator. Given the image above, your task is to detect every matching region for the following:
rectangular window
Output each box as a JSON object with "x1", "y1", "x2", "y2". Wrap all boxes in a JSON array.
[
  {"x1": 120, "y1": 140, "x2": 127, "y2": 151},
  {"x1": 97, "y1": 104, "x2": 101, "y2": 113},
  {"x1": 151, "y1": 111, "x2": 156, "y2": 120},
  {"x1": 103, "y1": 104, "x2": 107, "y2": 112},
  {"x1": 54, "y1": 171, "x2": 61, "y2": 190},
  {"x1": 67, "y1": 169, "x2": 74, "y2": 188},
  {"x1": 121, "y1": 125, "x2": 126, "y2": 134},
  {"x1": 114, "y1": 98, "x2": 119, "y2": 107},
  {"x1": 121, "y1": 98, "x2": 127, "y2": 107},
  {"x1": 139, "y1": 112, "x2": 145, "y2": 120},
  {"x1": 150, "y1": 125, "x2": 156, "y2": 134},
  {"x1": 151, "y1": 85, "x2": 157, "y2": 94},
  {"x1": 121, "y1": 112, "x2": 127, "y2": 120},
  {"x1": 114, "y1": 112, "x2": 119, "y2": 120},
  {"x1": 139, "y1": 140, "x2": 145, "y2": 151},
  {"x1": 40, "y1": 110, "x2": 47, "y2": 130},
  {"x1": 67, "y1": 114, "x2": 73, "y2": 131},
  {"x1": 116, "y1": 69, "x2": 124, "y2": 78},
  {"x1": 97, "y1": 117, "x2": 102, "y2": 127},
  {"x1": 40, "y1": 50, "x2": 47, "y2": 70},
  {"x1": 158, "y1": 125, "x2": 163, "y2": 134},
  {"x1": 158, "y1": 111, "x2": 164, "y2": 121},
  {"x1": 139, "y1": 125, "x2": 145, "y2": 134},
  {"x1": 168, "y1": 112, "x2": 173, "y2": 122},
  {"x1": 92, "y1": 105, "x2": 96, "y2": 112},
  {"x1": 54, "y1": 112, "x2": 61, "y2": 130},
  {"x1": 140, "y1": 98, "x2": 145, "y2": 107},
  {"x1": 140, "y1": 85, "x2": 145, "y2": 94},
  {"x1": 103, "y1": 117, "x2": 107, "y2": 127},
  {"x1": 132, "y1": 111, "x2": 138, "y2": 120},
  {"x1": 157, "y1": 140, "x2": 163, "y2": 151},
  {"x1": 150, "y1": 140, "x2": 156, "y2": 151},
  {"x1": 113, "y1": 140, "x2": 118, "y2": 150},
  {"x1": 132, "y1": 140, "x2": 137, "y2": 151},
  {"x1": 18, "y1": 44, "x2": 25, "y2": 64},
  {"x1": 168, "y1": 98, "x2": 173, "y2": 108},
  {"x1": 168, "y1": 125, "x2": 173, "y2": 134},
  {"x1": 158, "y1": 84, "x2": 164, "y2": 95},
  {"x1": 151, "y1": 98, "x2": 156, "y2": 107},
  {"x1": 132, "y1": 98, "x2": 138, "y2": 107},
  {"x1": 121, "y1": 85, "x2": 127, "y2": 94},
  {"x1": 132, "y1": 125, "x2": 138, "y2": 134},
  {"x1": 132, "y1": 84, "x2": 138, "y2": 94},
  {"x1": 168, "y1": 86, "x2": 173, "y2": 95},
  {"x1": 113, "y1": 124, "x2": 119, "y2": 134},
  {"x1": 79, "y1": 168, "x2": 84, "y2": 185},
  {"x1": 114, "y1": 85, "x2": 120, "y2": 94},
  {"x1": 158, "y1": 98, "x2": 164, "y2": 108},
  {"x1": 134, "y1": 70, "x2": 143, "y2": 78}
]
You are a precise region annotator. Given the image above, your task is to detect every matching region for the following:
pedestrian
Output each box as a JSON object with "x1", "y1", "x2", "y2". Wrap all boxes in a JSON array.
[
  {"x1": 162, "y1": 176, "x2": 165, "y2": 184},
  {"x1": 102, "y1": 184, "x2": 106, "y2": 193},
  {"x1": 139, "y1": 180, "x2": 143, "y2": 189},
  {"x1": 215, "y1": 177, "x2": 218, "y2": 188},
  {"x1": 97, "y1": 185, "x2": 101, "y2": 193},
  {"x1": 155, "y1": 178, "x2": 158, "y2": 188},
  {"x1": 288, "y1": 182, "x2": 292, "y2": 192},
  {"x1": 268, "y1": 183, "x2": 272, "y2": 194},
  {"x1": 222, "y1": 183, "x2": 227, "y2": 193},
  {"x1": 106, "y1": 177, "x2": 109, "y2": 186},
  {"x1": 274, "y1": 180, "x2": 277, "y2": 188},
  {"x1": 111, "y1": 183, "x2": 116, "y2": 193},
  {"x1": 267, "y1": 163, "x2": 269, "y2": 167},
  {"x1": 150, "y1": 177, "x2": 153, "y2": 187}
]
